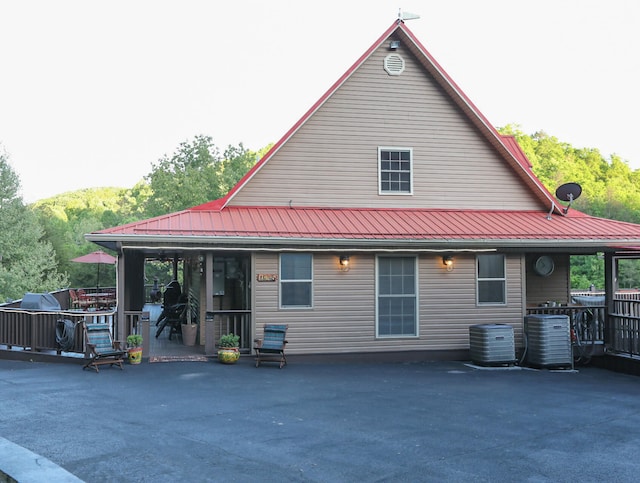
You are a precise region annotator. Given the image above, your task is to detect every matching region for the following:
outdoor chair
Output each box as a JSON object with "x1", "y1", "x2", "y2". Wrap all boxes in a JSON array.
[
  {"x1": 69, "y1": 289, "x2": 92, "y2": 310},
  {"x1": 76, "y1": 289, "x2": 94, "y2": 309},
  {"x1": 254, "y1": 324, "x2": 288, "y2": 368},
  {"x1": 82, "y1": 322, "x2": 126, "y2": 372},
  {"x1": 155, "y1": 302, "x2": 187, "y2": 340}
]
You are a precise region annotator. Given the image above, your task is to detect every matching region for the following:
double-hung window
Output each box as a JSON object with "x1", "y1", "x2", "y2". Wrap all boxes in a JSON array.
[
  {"x1": 376, "y1": 256, "x2": 418, "y2": 337},
  {"x1": 477, "y1": 254, "x2": 506, "y2": 305},
  {"x1": 379, "y1": 147, "x2": 412, "y2": 194},
  {"x1": 280, "y1": 253, "x2": 313, "y2": 308}
]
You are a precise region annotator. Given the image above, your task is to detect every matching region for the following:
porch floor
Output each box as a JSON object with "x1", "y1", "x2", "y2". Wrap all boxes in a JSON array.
[{"x1": 144, "y1": 303, "x2": 206, "y2": 359}]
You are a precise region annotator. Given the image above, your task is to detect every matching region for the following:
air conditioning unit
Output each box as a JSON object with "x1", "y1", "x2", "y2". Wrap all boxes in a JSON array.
[
  {"x1": 524, "y1": 314, "x2": 572, "y2": 369},
  {"x1": 469, "y1": 324, "x2": 516, "y2": 366}
]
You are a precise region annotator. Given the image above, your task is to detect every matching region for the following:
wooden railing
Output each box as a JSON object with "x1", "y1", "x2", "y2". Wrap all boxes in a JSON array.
[
  {"x1": 204, "y1": 310, "x2": 251, "y2": 354},
  {"x1": 609, "y1": 298, "x2": 640, "y2": 357},
  {"x1": 0, "y1": 307, "x2": 116, "y2": 356},
  {"x1": 526, "y1": 304, "x2": 606, "y2": 342}
]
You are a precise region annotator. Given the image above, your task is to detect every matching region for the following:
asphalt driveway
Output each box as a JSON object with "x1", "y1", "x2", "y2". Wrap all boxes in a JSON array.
[{"x1": 1, "y1": 357, "x2": 639, "y2": 482}]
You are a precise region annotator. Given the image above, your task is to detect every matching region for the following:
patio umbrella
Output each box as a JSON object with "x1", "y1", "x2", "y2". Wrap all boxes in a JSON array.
[{"x1": 71, "y1": 250, "x2": 117, "y2": 290}]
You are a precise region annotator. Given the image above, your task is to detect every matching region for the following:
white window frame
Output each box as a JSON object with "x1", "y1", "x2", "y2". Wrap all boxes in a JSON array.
[
  {"x1": 279, "y1": 253, "x2": 313, "y2": 309},
  {"x1": 476, "y1": 254, "x2": 507, "y2": 305},
  {"x1": 378, "y1": 147, "x2": 413, "y2": 195},
  {"x1": 375, "y1": 255, "x2": 419, "y2": 338}
]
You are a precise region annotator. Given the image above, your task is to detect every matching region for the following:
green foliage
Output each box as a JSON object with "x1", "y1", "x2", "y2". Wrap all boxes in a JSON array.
[
  {"x1": 127, "y1": 334, "x2": 143, "y2": 348},
  {"x1": 219, "y1": 333, "x2": 240, "y2": 348},
  {"x1": 0, "y1": 149, "x2": 68, "y2": 301},
  {"x1": 144, "y1": 135, "x2": 223, "y2": 217},
  {"x1": 143, "y1": 135, "x2": 263, "y2": 217},
  {"x1": 500, "y1": 125, "x2": 640, "y2": 289},
  {"x1": 31, "y1": 187, "x2": 141, "y2": 288}
]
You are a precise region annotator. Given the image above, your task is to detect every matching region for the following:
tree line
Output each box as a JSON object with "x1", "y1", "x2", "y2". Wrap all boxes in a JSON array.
[{"x1": 1, "y1": 128, "x2": 639, "y2": 302}]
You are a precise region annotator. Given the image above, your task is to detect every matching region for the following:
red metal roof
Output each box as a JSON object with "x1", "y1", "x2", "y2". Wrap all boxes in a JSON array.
[
  {"x1": 93, "y1": 206, "x2": 640, "y2": 248},
  {"x1": 87, "y1": 21, "x2": 640, "y2": 252}
]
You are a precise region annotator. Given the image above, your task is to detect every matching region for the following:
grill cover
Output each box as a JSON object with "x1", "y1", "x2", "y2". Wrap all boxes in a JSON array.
[{"x1": 20, "y1": 293, "x2": 61, "y2": 310}]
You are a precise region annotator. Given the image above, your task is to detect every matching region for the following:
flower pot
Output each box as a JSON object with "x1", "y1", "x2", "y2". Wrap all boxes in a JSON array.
[
  {"x1": 181, "y1": 323, "x2": 198, "y2": 346},
  {"x1": 128, "y1": 347, "x2": 142, "y2": 364},
  {"x1": 217, "y1": 347, "x2": 240, "y2": 364}
]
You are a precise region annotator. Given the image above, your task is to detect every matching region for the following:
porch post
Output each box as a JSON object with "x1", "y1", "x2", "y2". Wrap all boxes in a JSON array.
[
  {"x1": 604, "y1": 252, "x2": 615, "y2": 344},
  {"x1": 116, "y1": 251, "x2": 126, "y2": 342},
  {"x1": 204, "y1": 253, "x2": 215, "y2": 356}
]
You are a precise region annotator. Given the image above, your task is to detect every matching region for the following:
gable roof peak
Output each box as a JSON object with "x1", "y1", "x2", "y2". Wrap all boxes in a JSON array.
[{"x1": 215, "y1": 18, "x2": 558, "y2": 214}]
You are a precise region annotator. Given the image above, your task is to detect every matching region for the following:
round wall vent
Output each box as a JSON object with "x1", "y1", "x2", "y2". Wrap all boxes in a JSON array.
[{"x1": 384, "y1": 53, "x2": 405, "y2": 76}]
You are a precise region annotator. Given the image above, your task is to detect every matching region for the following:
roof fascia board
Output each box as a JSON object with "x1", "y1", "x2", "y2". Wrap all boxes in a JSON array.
[
  {"x1": 88, "y1": 233, "x2": 638, "y2": 251},
  {"x1": 218, "y1": 21, "x2": 403, "y2": 210},
  {"x1": 395, "y1": 23, "x2": 560, "y2": 214}
]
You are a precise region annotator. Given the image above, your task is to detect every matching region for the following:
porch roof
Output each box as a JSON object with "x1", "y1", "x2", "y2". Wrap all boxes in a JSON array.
[{"x1": 88, "y1": 205, "x2": 640, "y2": 251}]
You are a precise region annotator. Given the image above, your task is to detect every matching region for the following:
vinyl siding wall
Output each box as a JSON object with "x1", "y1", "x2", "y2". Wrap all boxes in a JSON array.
[
  {"x1": 525, "y1": 254, "x2": 571, "y2": 306},
  {"x1": 231, "y1": 41, "x2": 542, "y2": 210},
  {"x1": 253, "y1": 252, "x2": 525, "y2": 355}
]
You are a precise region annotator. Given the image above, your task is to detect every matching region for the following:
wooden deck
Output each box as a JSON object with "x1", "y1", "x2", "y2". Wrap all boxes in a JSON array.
[{"x1": 144, "y1": 303, "x2": 207, "y2": 359}]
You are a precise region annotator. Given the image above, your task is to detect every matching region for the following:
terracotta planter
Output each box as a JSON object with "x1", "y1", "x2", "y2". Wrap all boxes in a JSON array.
[
  {"x1": 128, "y1": 347, "x2": 142, "y2": 364},
  {"x1": 181, "y1": 323, "x2": 198, "y2": 346},
  {"x1": 217, "y1": 347, "x2": 240, "y2": 364}
]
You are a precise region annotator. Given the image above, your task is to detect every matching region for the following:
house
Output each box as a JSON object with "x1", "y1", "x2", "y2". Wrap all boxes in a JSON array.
[{"x1": 87, "y1": 19, "x2": 640, "y2": 361}]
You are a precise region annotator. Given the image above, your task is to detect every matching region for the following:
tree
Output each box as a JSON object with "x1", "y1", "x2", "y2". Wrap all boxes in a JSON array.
[
  {"x1": 0, "y1": 148, "x2": 68, "y2": 301},
  {"x1": 143, "y1": 136, "x2": 263, "y2": 217},
  {"x1": 144, "y1": 135, "x2": 223, "y2": 217}
]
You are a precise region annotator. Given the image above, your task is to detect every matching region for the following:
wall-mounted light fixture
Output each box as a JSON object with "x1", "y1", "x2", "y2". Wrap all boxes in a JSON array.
[
  {"x1": 389, "y1": 40, "x2": 400, "y2": 50},
  {"x1": 442, "y1": 255, "x2": 454, "y2": 272},
  {"x1": 339, "y1": 255, "x2": 350, "y2": 272}
]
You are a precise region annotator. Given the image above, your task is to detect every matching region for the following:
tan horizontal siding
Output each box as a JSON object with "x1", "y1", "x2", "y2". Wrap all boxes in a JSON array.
[
  {"x1": 231, "y1": 43, "x2": 541, "y2": 211},
  {"x1": 525, "y1": 254, "x2": 571, "y2": 306},
  {"x1": 253, "y1": 252, "x2": 525, "y2": 355}
]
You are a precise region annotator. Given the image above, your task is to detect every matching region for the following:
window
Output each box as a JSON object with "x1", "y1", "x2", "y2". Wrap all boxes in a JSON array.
[
  {"x1": 477, "y1": 254, "x2": 506, "y2": 305},
  {"x1": 280, "y1": 253, "x2": 312, "y2": 308},
  {"x1": 379, "y1": 147, "x2": 412, "y2": 194},
  {"x1": 377, "y1": 256, "x2": 417, "y2": 337}
]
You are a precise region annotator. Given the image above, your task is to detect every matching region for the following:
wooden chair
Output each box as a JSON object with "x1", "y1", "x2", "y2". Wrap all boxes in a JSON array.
[
  {"x1": 83, "y1": 322, "x2": 126, "y2": 372},
  {"x1": 254, "y1": 324, "x2": 288, "y2": 368}
]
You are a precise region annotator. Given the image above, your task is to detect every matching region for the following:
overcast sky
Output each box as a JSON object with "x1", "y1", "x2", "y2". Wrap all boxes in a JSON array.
[{"x1": 1, "y1": 0, "x2": 638, "y2": 203}]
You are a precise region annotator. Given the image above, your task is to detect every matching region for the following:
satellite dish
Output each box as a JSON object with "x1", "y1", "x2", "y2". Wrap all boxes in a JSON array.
[{"x1": 555, "y1": 182, "x2": 582, "y2": 214}]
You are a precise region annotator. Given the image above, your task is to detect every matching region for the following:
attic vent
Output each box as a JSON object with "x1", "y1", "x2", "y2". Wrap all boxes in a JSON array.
[{"x1": 384, "y1": 53, "x2": 405, "y2": 76}]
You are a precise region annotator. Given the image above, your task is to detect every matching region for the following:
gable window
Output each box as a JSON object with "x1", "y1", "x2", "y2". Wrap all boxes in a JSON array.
[
  {"x1": 280, "y1": 253, "x2": 313, "y2": 308},
  {"x1": 477, "y1": 254, "x2": 506, "y2": 305},
  {"x1": 376, "y1": 256, "x2": 418, "y2": 337},
  {"x1": 378, "y1": 147, "x2": 412, "y2": 194}
]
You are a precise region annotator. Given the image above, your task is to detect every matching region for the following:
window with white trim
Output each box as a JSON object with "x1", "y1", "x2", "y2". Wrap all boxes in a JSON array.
[
  {"x1": 376, "y1": 256, "x2": 418, "y2": 337},
  {"x1": 280, "y1": 253, "x2": 313, "y2": 308},
  {"x1": 378, "y1": 147, "x2": 412, "y2": 194},
  {"x1": 477, "y1": 254, "x2": 506, "y2": 305}
]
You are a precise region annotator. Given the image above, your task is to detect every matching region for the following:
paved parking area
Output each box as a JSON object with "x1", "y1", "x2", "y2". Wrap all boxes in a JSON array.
[{"x1": 1, "y1": 357, "x2": 639, "y2": 482}]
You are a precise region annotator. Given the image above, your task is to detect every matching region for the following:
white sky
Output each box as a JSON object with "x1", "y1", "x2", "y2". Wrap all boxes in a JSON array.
[{"x1": 1, "y1": 0, "x2": 638, "y2": 203}]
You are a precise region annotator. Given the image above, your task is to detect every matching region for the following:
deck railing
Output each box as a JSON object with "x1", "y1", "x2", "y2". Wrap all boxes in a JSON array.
[
  {"x1": 609, "y1": 298, "x2": 640, "y2": 357},
  {"x1": 526, "y1": 304, "x2": 606, "y2": 342},
  {"x1": 0, "y1": 307, "x2": 116, "y2": 356},
  {"x1": 204, "y1": 310, "x2": 252, "y2": 354}
]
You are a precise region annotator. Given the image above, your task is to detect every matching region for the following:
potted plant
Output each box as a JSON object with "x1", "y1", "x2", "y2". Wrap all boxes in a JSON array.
[
  {"x1": 126, "y1": 334, "x2": 143, "y2": 364},
  {"x1": 217, "y1": 333, "x2": 240, "y2": 364}
]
